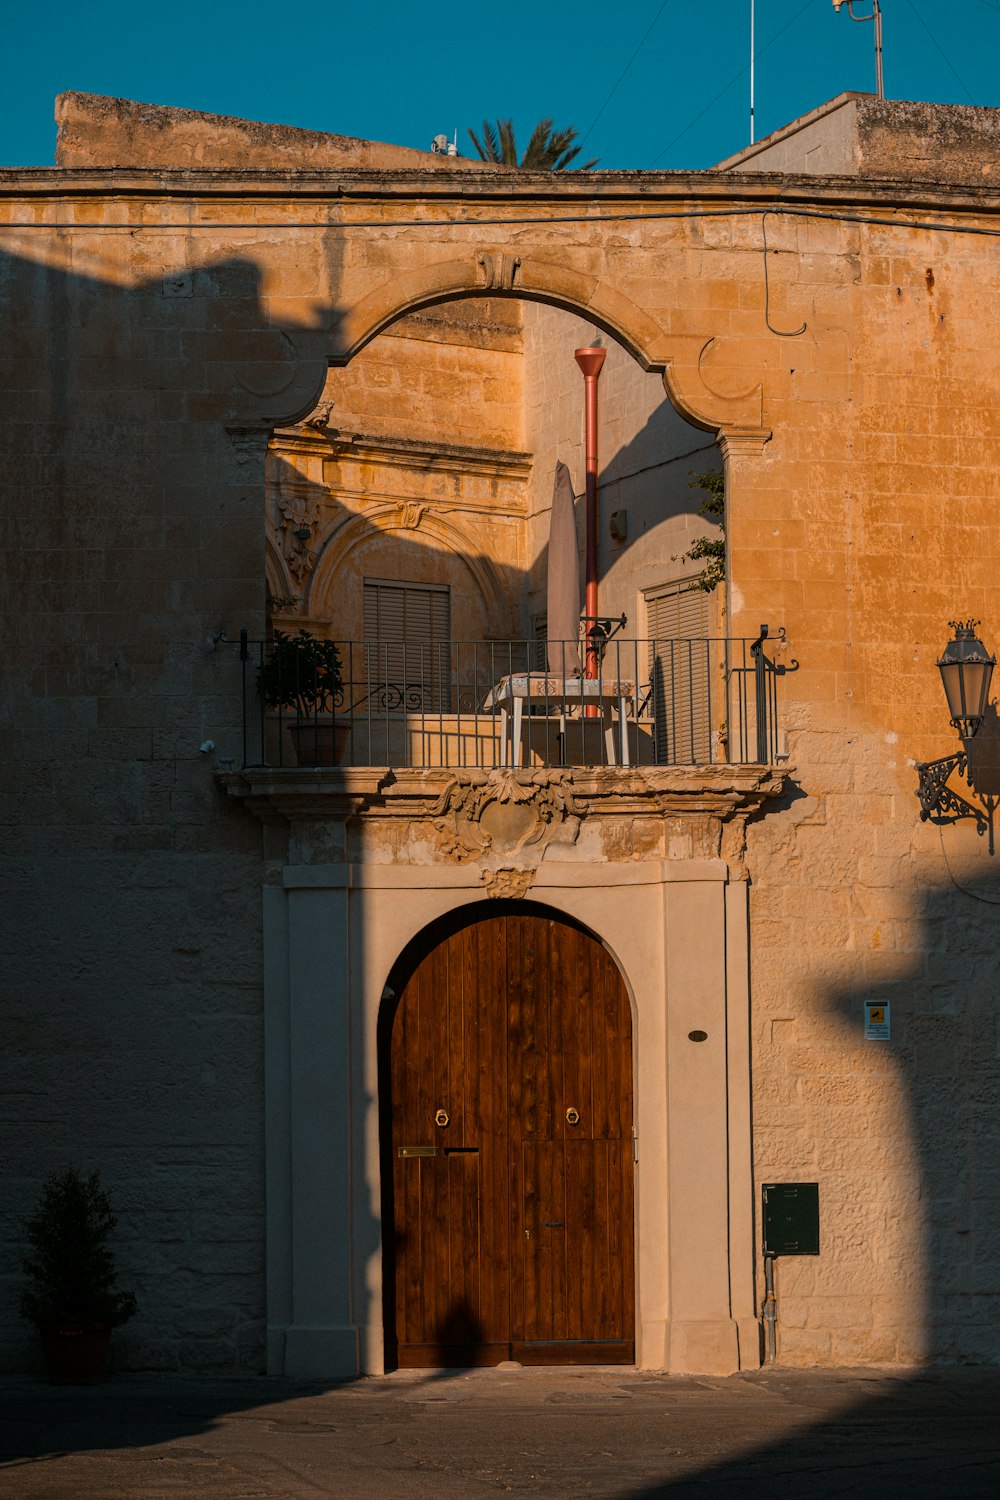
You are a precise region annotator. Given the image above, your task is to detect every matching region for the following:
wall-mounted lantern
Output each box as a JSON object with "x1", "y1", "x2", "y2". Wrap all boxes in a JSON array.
[{"x1": 915, "y1": 620, "x2": 998, "y2": 854}]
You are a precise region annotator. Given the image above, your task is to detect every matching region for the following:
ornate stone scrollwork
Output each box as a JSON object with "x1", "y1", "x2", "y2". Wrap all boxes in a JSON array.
[
  {"x1": 481, "y1": 867, "x2": 536, "y2": 900},
  {"x1": 276, "y1": 490, "x2": 321, "y2": 582},
  {"x1": 430, "y1": 769, "x2": 579, "y2": 861},
  {"x1": 398, "y1": 502, "x2": 426, "y2": 531},
  {"x1": 477, "y1": 251, "x2": 521, "y2": 292}
]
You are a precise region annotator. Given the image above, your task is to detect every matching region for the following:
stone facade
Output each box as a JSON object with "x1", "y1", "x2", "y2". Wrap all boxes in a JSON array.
[
  {"x1": 717, "y1": 90, "x2": 1000, "y2": 186},
  {"x1": 2, "y1": 91, "x2": 999, "y2": 1375}
]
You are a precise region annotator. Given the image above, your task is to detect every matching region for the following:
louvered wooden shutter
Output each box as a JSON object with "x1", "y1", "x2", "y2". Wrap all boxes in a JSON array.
[
  {"x1": 646, "y1": 581, "x2": 712, "y2": 764},
  {"x1": 363, "y1": 580, "x2": 451, "y2": 710}
]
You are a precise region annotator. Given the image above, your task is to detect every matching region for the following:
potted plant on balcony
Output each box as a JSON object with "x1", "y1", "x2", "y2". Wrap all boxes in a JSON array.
[
  {"x1": 257, "y1": 628, "x2": 350, "y2": 765},
  {"x1": 21, "y1": 1169, "x2": 137, "y2": 1385}
]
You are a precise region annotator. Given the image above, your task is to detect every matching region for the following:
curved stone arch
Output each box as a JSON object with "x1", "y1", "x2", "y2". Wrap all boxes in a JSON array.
[
  {"x1": 329, "y1": 252, "x2": 765, "y2": 433},
  {"x1": 265, "y1": 535, "x2": 295, "y2": 604},
  {"x1": 306, "y1": 506, "x2": 513, "y2": 632}
]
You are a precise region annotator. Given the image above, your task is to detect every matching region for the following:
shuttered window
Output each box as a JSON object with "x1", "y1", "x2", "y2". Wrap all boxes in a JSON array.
[
  {"x1": 645, "y1": 580, "x2": 712, "y2": 764},
  {"x1": 363, "y1": 579, "x2": 452, "y2": 710}
]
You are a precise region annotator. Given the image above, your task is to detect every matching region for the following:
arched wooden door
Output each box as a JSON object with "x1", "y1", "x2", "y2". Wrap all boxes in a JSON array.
[{"x1": 385, "y1": 908, "x2": 634, "y2": 1367}]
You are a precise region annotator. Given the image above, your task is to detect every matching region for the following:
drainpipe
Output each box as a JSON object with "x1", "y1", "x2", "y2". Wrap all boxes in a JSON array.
[
  {"x1": 574, "y1": 342, "x2": 607, "y2": 690},
  {"x1": 763, "y1": 1253, "x2": 777, "y2": 1364}
]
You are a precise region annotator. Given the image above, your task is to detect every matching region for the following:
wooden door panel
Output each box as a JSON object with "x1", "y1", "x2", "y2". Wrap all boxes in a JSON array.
[
  {"x1": 517, "y1": 1139, "x2": 567, "y2": 1344},
  {"x1": 395, "y1": 1149, "x2": 509, "y2": 1367},
  {"x1": 391, "y1": 919, "x2": 511, "y2": 1364},
  {"x1": 515, "y1": 1138, "x2": 633, "y2": 1357},
  {"x1": 389, "y1": 909, "x2": 633, "y2": 1368}
]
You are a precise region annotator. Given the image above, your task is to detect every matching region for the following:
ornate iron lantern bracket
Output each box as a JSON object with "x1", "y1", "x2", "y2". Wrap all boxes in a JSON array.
[
  {"x1": 915, "y1": 621, "x2": 999, "y2": 855},
  {"x1": 915, "y1": 748, "x2": 997, "y2": 855}
]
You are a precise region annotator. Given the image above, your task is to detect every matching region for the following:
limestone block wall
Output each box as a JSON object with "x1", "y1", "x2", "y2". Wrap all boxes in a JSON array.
[
  {"x1": 725, "y1": 207, "x2": 1000, "y2": 1366},
  {"x1": 266, "y1": 301, "x2": 531, "y2": 646},
  {"x1": 720, "y1": 92, "x2": 1000, "y2": 188},
  {"x1": 2, "y1": 144, "x2": 1000, "y2": 1373},
  {"x1": 325, "y1": 300, "x2": 525, "y2": 452},
  {"x1": 0, "y1": 217, "x2": 274, "y2": 1373},
  {"x1": 55, "y1": 91, "x2": 491, "y2": 174}
]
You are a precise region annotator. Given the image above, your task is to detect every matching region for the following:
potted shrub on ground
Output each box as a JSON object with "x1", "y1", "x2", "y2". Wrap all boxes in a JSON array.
[
  {"x1": 257, "y1": 628, "x2": 350, "y2": 765},
  {"x1": 21, "y1": 1169, "x2": 137, "y2": 1384}
]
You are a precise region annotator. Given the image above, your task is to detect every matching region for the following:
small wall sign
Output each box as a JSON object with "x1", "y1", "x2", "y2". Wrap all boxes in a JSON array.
[{"x1": 864, "y1": 1001, "x2": 891, "y2": 1040}]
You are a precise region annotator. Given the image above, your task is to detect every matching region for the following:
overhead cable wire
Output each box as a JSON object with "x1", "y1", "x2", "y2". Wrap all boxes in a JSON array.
[
  {"x1": 647, "y1": 0, "x2": 815, "y2": 167},
  {"x1": 578, "y1": 0, "x2": 672, "y2": 150},
  {"x1": 902, "y1": 0, "x2": 978, "y2": 104},
  {"x1": 939, "y1": 828, "x2": 1000, "y2": 904}
]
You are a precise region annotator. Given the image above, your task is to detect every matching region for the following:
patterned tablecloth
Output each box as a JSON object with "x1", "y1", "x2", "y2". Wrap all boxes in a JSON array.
[{"x1": 483, "y1": 674, "x2": 635, "y2": 707}]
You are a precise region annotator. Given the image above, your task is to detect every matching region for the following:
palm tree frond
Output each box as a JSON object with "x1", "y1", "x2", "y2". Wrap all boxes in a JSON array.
[
  {"x1": 497, "y1": 119, "x2": 518, "y2": 165},
  {"x1": 521, "y1": 118, "x2": 556, "y2": 168},
  {"x1": 465, "y1": 116, "x2": 597, "y2": 171}
]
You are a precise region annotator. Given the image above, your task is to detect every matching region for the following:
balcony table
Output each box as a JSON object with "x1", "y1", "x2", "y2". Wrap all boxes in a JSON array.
[{"x1": 484, "y1": 673, "x2": 635, "y2": 768}]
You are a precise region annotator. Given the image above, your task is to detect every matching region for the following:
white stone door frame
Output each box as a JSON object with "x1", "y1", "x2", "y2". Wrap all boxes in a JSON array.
[{"x1": 259, "y1": 854, "x2": 759, "y2": 1377}]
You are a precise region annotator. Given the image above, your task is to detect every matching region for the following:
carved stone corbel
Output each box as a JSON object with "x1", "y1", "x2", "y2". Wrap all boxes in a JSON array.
[{"x1": 477, "y1": 250, "x2": 521, "y2": 292}]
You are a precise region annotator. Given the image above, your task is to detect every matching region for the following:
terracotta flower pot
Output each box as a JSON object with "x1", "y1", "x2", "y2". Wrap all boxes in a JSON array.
[
  {"x1": 288, "y1": 718, "x2": 352, "y2": 766},
  {"x1": 41, "y1": 1324, "x2": 111, "y2": 1385}
]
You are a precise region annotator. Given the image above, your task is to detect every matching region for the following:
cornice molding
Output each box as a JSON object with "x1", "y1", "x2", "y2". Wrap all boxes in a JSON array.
[
  {"x1": 5, "y1": 169, "x2": 1000, "y2": 218},
  {"x1": 218, "y1": 762, "x2": 788, "y2": 824},
  {"x1": 270, "y1": 427, "x2": 532, "y2": 485}
]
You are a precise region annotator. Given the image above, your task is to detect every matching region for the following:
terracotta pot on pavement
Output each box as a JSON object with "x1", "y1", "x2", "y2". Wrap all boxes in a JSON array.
[{"x1": 41, "y1": 1324, "x2": 112, "y2": 1385}]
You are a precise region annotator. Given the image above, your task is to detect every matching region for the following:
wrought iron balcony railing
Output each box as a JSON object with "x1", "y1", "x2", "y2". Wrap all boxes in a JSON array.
[{"x1": 235, "y1": 630, "x2": 790, "y2": 771}]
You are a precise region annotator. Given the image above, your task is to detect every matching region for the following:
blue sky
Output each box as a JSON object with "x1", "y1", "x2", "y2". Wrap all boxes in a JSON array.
[{"x1": 4, "y1": 1, "x2": 999, "y2": 170}]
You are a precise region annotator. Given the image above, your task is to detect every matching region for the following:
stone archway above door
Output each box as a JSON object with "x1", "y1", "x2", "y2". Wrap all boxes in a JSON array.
[{"x1": 328, "y1": 254, "x2": 768, "y2": 435}]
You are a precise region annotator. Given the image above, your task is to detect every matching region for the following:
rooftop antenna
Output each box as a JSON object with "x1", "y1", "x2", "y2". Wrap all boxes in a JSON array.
[
  {"x1": 832, "y1": 1, "x2": 885, "y2": 101},
  {"x1": 750, "y1": 0, "x2": 755, "y2": 144},
  {"x1": 448, "y1": 129, "x2": 458, "y2": 157}
]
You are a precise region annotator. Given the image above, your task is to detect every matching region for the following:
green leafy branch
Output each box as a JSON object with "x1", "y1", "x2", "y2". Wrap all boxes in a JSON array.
[{"x1": 675, "y1": 468, "x2": 725, "y2": 593}]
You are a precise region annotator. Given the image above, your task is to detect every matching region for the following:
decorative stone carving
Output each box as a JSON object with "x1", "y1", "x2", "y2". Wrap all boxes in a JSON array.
[
  {"x1": 477, "y1": 250, "x2": 521, "y2": 291},
  {"x1": 430, "y1": 769, "x2": 579, "y2": 861},
  {"x1": 302, "y1": 398, "x2": 334, "y2": 433},
  {"x1": 398, "y1": 502, "x2": 426, "y2": 530},
  {"x1": 277, "y1": 489, "x2": 321, "y2": 582},
  {"x1": 481, "y1": 867, "x2": 535, "y2": 900},
  {"x1": 221, "y1": 763, "x2": 789, "y2": 885}
]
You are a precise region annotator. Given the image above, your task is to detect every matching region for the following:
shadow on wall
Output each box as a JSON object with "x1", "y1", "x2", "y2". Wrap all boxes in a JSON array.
[
  {"x1": 265, "y1": 454, "x2": 527, "y2": 641},
  {"x1": 0, "y1": 242, "x2": 719, "y2": 1384},
  {"x1": 4, "y1": 241, "x2": 999, "y2": 1493},
  {"x1": 624, "y1": 846, "x2": 1000, "y2": 1492},
  {"x1": 524, "y1": 364, "x2": 722, "y2": 616},
  {"x1": 0, "y1": 242, "x2": 346, "y2": 1378}
]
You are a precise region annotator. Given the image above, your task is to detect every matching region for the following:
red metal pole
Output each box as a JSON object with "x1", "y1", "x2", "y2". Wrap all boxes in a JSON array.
[{"x1": 574, "y1": 344, "x2": 606, "y2": 692}]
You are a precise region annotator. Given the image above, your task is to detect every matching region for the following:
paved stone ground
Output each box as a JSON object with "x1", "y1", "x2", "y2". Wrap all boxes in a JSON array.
[{"x1": 0, "y1": 1366, "x2": 997, "y2": 1499}]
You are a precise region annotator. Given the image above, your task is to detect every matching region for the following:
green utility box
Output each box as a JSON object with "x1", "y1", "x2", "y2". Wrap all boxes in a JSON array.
[{"x1": 762, "y1": 1182, "x2": 820, "y2": 1256}]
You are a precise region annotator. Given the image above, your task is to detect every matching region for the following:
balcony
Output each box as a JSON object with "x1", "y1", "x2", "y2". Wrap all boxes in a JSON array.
[{"x1": 236, "y1": 631, "x2": 788, "y2": 771}]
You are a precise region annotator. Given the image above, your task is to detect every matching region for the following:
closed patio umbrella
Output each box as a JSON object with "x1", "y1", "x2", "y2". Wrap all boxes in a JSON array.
[{"x1": 546, "y1": 460, "x2": 582, "y2": 677}]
